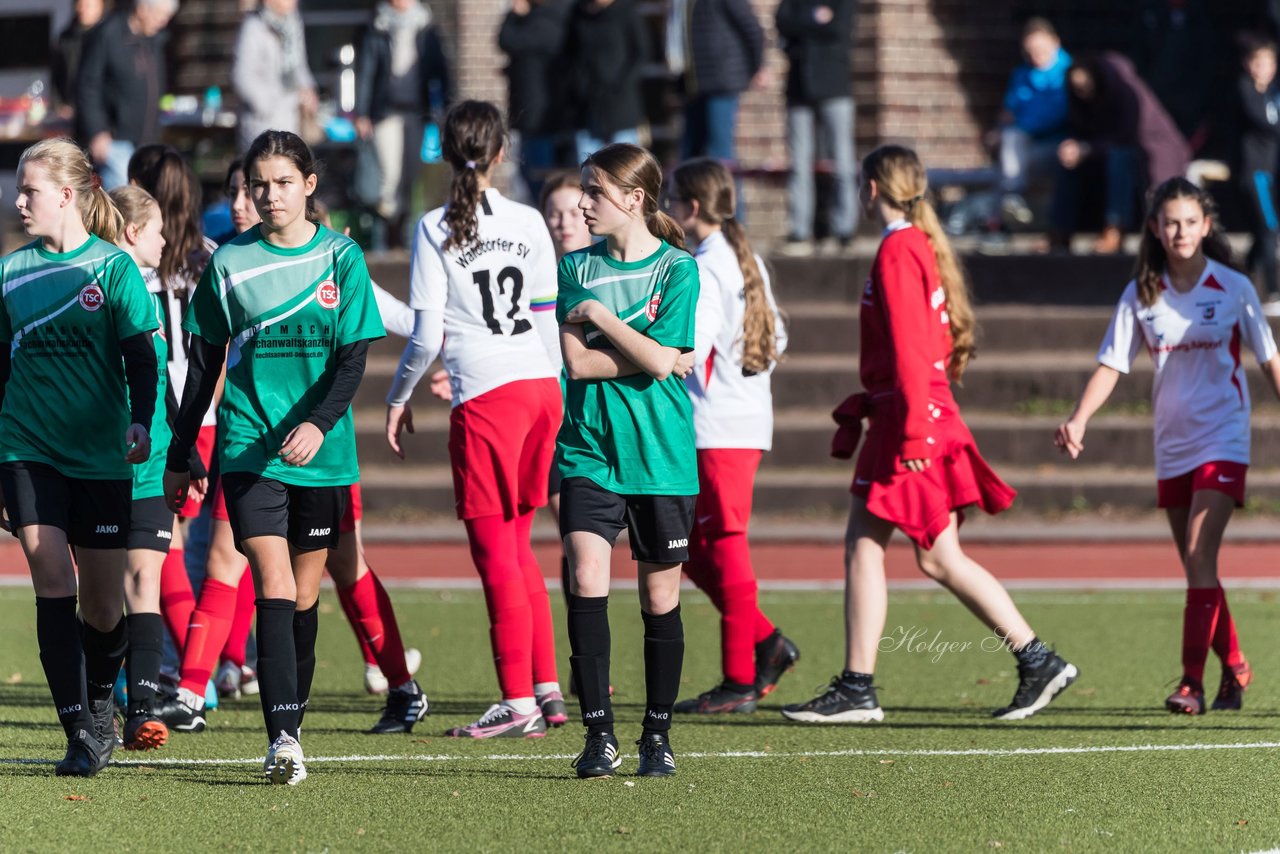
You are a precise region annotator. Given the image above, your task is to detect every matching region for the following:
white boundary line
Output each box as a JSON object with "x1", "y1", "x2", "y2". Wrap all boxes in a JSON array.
[{"x1": 5, "y1": 741, "x2": 1280, "y2": 767}]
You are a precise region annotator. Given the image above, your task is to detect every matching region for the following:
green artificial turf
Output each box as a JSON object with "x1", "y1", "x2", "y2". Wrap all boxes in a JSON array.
[{"x1": 2, "y1": 586, "x2": 1280, "y2": 852}]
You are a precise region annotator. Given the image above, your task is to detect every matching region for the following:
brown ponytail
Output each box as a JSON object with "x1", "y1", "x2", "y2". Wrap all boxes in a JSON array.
[
  {"x1": 1133, "y1": 177, "x2": 1235, "y2": 307},
  {"x1": 441, "y1": 100, "x2": 506, "y2": 253},
  {"x1": 862, "y1": 145, "x2": 976, "y2": 381},
  {"x1": 128, "y1": 144, "x2": 206, "y2": 287},
  {"x1": 18, "y1": 137, "x2": 123, "y2": 243},
  {"x1": 672, "y1": 158, "x2": 778, "y2": 373},
  {"x1": 583, "y1": 143, "x2": 685, "y2": 251}
]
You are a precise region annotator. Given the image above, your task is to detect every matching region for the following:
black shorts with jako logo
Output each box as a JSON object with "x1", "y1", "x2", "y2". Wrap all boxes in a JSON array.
[
  {"x1": 558, "y1": 477, "x2": 695, "y2": 564},
  {"x1": 220, "y1": 472, "x2": 346, "y2": 552},
  {"x1": 0, "y1": 461, "x2": 131, "y2": 549}
]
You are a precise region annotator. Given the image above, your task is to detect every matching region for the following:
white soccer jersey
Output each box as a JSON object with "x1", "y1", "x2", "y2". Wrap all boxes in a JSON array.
[
  {"x1": 145, "y1": 235, "x2": 219, "y2": 427},
  {"x1": 1097, "y1": 258, "x2": 1278, "y2": 479},
  {"x1": 684, "y1": 231, "x2": 788, "y2": 450},
  {"x1": 409, "y1": 188, "x2": 559, "y2": 406}
]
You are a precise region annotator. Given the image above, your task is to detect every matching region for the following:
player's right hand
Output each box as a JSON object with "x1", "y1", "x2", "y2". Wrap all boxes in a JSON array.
[
  {"x1": 163, "y1": 468, "x2": 191, "y2": 515},
  {"x1": 387, "y1": 402, "x2": 414, "y2": 459},
  {"x1": 1054, "y1": 421, "x2": 1085, "y2": 459}
]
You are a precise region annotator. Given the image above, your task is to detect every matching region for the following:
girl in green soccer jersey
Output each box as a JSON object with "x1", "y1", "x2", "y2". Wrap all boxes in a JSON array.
[
  {"x1": 557, "y1": 143, "x2": 699, "y2": 778},
  {"x1": 0, "y1": 138, "x2": 159, "y2": 777},
  {"x1": 163, "y1": 131, "x2": 385, "y2": 785}
]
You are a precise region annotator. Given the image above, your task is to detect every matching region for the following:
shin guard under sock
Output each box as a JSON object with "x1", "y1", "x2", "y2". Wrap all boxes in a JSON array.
[
  {"x1": 36, "y1": 596, "x2": 92, "y2": 737},
  {"x1": 1182, "y1": 588, "x2": 1220, "y2": 683},
  {"x1": 293, "y1": 603, "x2": 319, "y2": 729},
  {"x1": 125, "y1": 612, "x2": 165, "y2": 717},
  {"x1": 255, "y1": 598, "x2": 300, "y2": 740},
  {"x1": 567, "y1": 594, "x2": 612, "y2": 734},
  {"x1": 81, "y1": 617, "x2": 127, "y2": 704},
  {"x1": 159, "y1": 548, "x2": 194, "y2": 653},
  {"x1": 641, "y1": 605, "x2": 684, "y2": 734}
]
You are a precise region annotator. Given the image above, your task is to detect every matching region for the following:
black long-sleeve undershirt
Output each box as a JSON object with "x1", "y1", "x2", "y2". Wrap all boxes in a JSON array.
[
  {"x1": 164, "y1": 376, "x2": 208, "y2": 479},
  {"x1": 119, "y1": 331, "x2": 158, "y2": 431},
  {"x1": 306, "y1": 339, "x2": 370, "y2": 434}
]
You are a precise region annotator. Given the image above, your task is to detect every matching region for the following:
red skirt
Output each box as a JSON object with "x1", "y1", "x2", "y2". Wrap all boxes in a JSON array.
[{"x1": 851, "y1": 397, "x2": 1015, "y2": 550}]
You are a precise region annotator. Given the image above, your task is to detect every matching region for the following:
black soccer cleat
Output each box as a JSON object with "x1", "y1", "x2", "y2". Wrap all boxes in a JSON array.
[
  {"x1": 1211, "y1": 660, "x2": 1252, "y2": 712},
  {"x1": 55, "y1": 728, "x2": 107, "y2": 777},
  {"x1": 90, "y1": 696, "x2": 120, "y2": 755},
  {"x1": 992, "y1": 651, "x2": 1079, "y2": 720},
  {"x1": 781, "y1": 675, "x2": 884, "y2": 723},
  {"x1": 572, "y1": 732, "x2": 621, "y2": 779},
  {"x1": 635, "y1": 732, "x2": 677, "y2": 777},
  {"x1": 674, "y1": 682, "x2": 758, "y2": 715},
  {"x1": 122, "y1": 713, "x2": 169, "y2": 751},
  {"x1": 755, "y1": 630, "x2": 800, "y2": 697},
  {"x1": 369, "y1": 680, "x2": 430, "y2": 734},
  {"x1": 154, "y1": 688, "x2": 207, "y2": 733}
]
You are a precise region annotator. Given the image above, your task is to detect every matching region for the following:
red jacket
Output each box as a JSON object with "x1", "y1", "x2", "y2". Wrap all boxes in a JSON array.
[{"x1": 859, "y1": 225, "x2": 955, "y2": 460}]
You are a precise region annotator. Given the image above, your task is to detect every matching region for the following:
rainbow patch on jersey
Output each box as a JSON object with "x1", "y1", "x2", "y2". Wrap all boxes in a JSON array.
[{"x1": 530, "y1": 295, "x2": 556, "y2": 312}]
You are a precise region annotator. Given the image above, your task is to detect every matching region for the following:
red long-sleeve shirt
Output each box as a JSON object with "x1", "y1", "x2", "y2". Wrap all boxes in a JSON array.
[{"x1": 858, "y1": 225, "x2": 955, "y2": 460}]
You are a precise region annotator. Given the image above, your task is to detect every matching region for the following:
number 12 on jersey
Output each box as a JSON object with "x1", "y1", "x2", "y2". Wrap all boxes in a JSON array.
[{"x1": 472, "y1": 267, "x2": 530, "y2": 336}]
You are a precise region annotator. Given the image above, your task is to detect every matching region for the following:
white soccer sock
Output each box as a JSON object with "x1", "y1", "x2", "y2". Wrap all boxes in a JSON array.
[
  {"x1": 505, "y1": 697, "x2": 537, "y2": 715},
  {"x1": 533, "y1": 681, "x2": 561, "y2": 699}
]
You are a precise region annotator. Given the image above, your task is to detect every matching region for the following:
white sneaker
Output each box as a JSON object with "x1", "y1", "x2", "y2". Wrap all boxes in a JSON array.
[
  {"x1": 1263, "y1": 297, "x2": 1280, "y2": 318},
  {"x1": 215, "y1": 661, "x2": 242, "y2": 699},
  {"x1": 363, "y1": 647, "x2": 423, "y2": 696},
  {"x1": 263, "y1": 731, "x2": 307, "y2": 785},
  {"x1": 240, "y1": 666, "x2": 259, "y2": 696}
]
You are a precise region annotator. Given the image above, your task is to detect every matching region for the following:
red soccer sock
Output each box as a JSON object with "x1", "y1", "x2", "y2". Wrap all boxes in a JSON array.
[
  {"x1": 1211, "y1": 585, "x2": 1245, "y2": 669},
  {"x1": 466, "y1": 514, "x2": 535, "y2": 700},
  {"x1": 159, "y1": 548, "x2": 194, "y2": 654},
  {"x1": 1181, "y1": 587, "x2": 1220, "y2": 684},
  {"x1": 516, "y1": 510, "x2": 559, "y2": 686},
  {"x1": 707, "y1": 531, "x2": 762, "y2": 687},
  {"x1": 178, "y1": 578, "x2": 239, "y2": 696},
  {"x1": 336, "y1": 569, "x2": 412, "y2": 686},
  {"x1": 684, "y1": 529, "x2": 726, "y2": 610},
  {"x1": 219, "y1": 565, "x2": 255, "y2": 669}
]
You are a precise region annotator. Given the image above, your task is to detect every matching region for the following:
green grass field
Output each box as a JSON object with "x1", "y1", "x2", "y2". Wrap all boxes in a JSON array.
[{"x1": 3, "y1": 584, "x2": 1280, "y2": 852}]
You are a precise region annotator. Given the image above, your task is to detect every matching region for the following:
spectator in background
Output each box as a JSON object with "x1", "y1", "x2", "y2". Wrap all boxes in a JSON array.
[
  {"x1": 566, "y1": 0, "x2": 648, "y2": 163},
  {"x1": 1238, "y1": 34, "x2": 1280, "y2": 313},
  {"x1": 75, "y1": 0, "x2": 176, "y2": 190},
  {"x1": 499, "y1": 0, "x2": 573, "y2": 203},
  {"x1": 775, "y1": 0, "x2": 856, "y2": 256},
  {"x1": 678, "y1": 0, "x2": 765, "y2": 164},
  {"x1": 52, "y1": 0, "x2": 105, "y2": 120},
  {"x1": 232, "y1": 0, "x2": 318, "y2": 152},
  {"x1": 1131, "y1": 0, "x2": 1217, "y2": 151},
  {"x1": 355, "y1": 0, "x2": 452, "y2": 250},
  {"x1": 1049, "y1": 52, "x2": 1190, "y2": 254},
  {"x1": 993, "y1": 18, "x2": 1071, "y2": 227}
]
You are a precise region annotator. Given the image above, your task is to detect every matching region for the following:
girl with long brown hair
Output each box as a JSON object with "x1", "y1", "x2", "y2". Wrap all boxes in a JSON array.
[
  {"x1": 785, "y1": 144, "x2": 1077, "y2": 725},
  {"x1": 665, "y1": 158, "x2": 798, "y2": 715},
  {"x1": 1057, "y1": 177, "x2": 1280, "y2": 714}
]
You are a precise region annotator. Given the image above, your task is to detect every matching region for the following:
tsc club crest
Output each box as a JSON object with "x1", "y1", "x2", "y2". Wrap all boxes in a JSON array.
[
  {"x1": 79, "y1": 283, "x2": 105, "y2": 312},
  {"x1": 646, "y1": 292, "x2": 662, "y2": 321},
  {"x1": 316, "y1": 280, "x2": 340, "y2": 310}
]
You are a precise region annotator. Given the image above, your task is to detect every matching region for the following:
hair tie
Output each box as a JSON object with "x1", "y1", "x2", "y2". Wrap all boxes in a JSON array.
[
  {"x1": 91, "y1": 172, "x2": 102, "y2": 190},
  {"x1": 904, "y1": 193, "x2": 924, "y2": 209},
  {"x1": 465, "y1": 160, "x2": 477, "y2": 170}
]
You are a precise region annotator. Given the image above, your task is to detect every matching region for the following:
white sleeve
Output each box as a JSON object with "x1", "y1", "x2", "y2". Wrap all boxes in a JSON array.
[
  {"x1": 528, "y1": 217, "x2": 562, "y2": 372},
  {"x1": 371, "y1": 280, "x2": 415, "y2": 339},
  {"x1": 386, "y1": 309, "x2": 445, "y2": 406},
  {"x1": 1238, "y1": 280, "x2": 1279, "y2": 362},
  {"x1": 1096, "y1": 284, "x2": 1143, "y2": 374},
  {"x1": 408, "y1": 216, "x2": 448, "y2": 313},
  {"x1": 692, "y1": 260, "x2": 726, "y2": 367}
]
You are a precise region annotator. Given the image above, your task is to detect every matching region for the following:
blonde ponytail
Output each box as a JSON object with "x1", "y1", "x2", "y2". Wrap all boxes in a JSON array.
[{"x1": 84, "y1": 185, "x2": 124, "y2": 244}]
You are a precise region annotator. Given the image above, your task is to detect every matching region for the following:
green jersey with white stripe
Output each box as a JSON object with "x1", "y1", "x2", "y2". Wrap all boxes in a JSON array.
[
  {"x1": 184, "y1": 224, "x2": 385, "y2": 486},
  {"x1": 134, "y1": 283, "x2": 170, "y2": 499},
  {"x1": 0, "y1": 235, "x2": 158, "y2": 479},
  {"x1": 556, "y1": 240, "x2": 699, "y2": 495}
]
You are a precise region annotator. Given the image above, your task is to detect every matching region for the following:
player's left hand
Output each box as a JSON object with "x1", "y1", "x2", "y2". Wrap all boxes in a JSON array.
[
  {"x1": 162, "y1": 468, "x2": 191, "y2": 515},
  {"x1": 563, "y1": 301, "x2": 601, "y2": 324},
  {"x1": 125, "y1": 423, "x2": 151, "y2": 464},
  {"x1": 280, "y1": 422, "x2": 325, "y2": 467},
  {"x1": 428, "y1": 369, "x2": 452, "y2": 402},
  {"x1": 903, "y1": 458, "x2": 931, "y2": 473}
]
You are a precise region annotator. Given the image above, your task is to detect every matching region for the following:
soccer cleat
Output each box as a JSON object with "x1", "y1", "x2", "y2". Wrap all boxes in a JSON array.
[
  {"x1": 781, "y1": 676, "x2": 884, "y2": 723},
  {"x1": 239, "y1": 666, "x2": 260, "y2": 696},
  {"x1": 635, "y1": 732, "x2": 677, "y2": 777},
  {"x1": 263, "y1": 731, "x2": 307, "y2": 785},
  {"x1": 215, "y1": 660, "x2": 242, "y2": 699},
  {"x1": 537, "y1": 690, "x2": 569, "y2": 727},
  {"x1": 572, "y1": 731, "x2": 621, "y2": 779},
  {"x1": 993, "y1": 652, "x2": 1079, "y2": 720},
  {"x1": 369, "y1": 680, "x2": 430, "y2": 734},
  {"x1": 674, "y1": 682, "x2": 758, "y2": 714},
  {"x1": 90, "y1": 695, "x2": 120, "y2": 753},
  {"x1": 755, "y1": 630, "x2": 801, "y2": 697},
  {"x1": 122, "y1": 713, "x2": 169, "y2": 751},
  {"x1": 1165, "y1": 676, "x2": 1206, "y2": 715},
  {"x1": 1212, "y1": 660, "x2": 1252, "y2": 712},
  {"x1": 55, "y1": 729, "x2": 107, "y2": 777},
  {"x1": 364, "y1": 647, "x2": 423, "y2": 696},
  {"x1": 446, "y1": 703, "x2": 547, "y2": 739},
  {"x1": 154, "y1": 687, "x2": 207, "y2": 732}
]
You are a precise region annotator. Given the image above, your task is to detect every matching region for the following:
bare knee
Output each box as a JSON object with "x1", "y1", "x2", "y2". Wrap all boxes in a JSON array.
[{"x1": 915, "y1": 550, "x2": 949, "y2": 582}]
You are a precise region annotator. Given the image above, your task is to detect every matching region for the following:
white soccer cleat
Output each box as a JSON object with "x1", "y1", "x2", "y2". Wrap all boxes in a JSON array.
[{"x1": 263, "y1": 731, "x2": 307, "y2": 785}]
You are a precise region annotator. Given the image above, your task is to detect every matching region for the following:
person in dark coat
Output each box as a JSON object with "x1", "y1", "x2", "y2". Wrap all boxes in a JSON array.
[
  {"x1": 51, "y1": 0, "x2": 105, "y2": 119},
  {"x1": 498, "y1": 0, "x2": 573, "y2": 201},
  {"x1": 1049, "y1": 51, "x2": 1190, "y2": 253},
  {"x1": 775, "y1": 0, "x2": 857, "y2": 253},
  {"x1": 676, "y1": 0, "x2": 764, "y2": 162},
  {"x1": 566, "y1": 0, "x2": 649, "y2": 163},
  {"x1": 1236, "y1": 34, "x2": 1280, "y2": 308}
]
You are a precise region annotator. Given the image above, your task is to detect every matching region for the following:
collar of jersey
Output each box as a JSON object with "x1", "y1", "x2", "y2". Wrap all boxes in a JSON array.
[
  {"x1": 253, "y1": 222, "x2": 325, "y2": 257},
  {"x1": 595, "y1": 239, "x2": 669, "y2": 271},
  {"x1": 694, "y1": 231, "x2": 725, "y2": 257},
  {"x1": 1160, "y1": 259, "x2": 1213, "y2": 296},
  {"x1": 33, "y1": 233, "x2": 98, "y2": 262}
]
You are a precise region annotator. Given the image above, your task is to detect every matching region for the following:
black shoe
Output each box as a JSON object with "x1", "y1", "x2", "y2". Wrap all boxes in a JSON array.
[
  {"x1": 755, "y1": 630, "x2": 800, "y2": 696},
  {"x1": 992, "y1": 651, "x2": 1078, "y2": 720},
  {"x1": 154, "y1": 688, "x2": 207, "y2": 733},
  {"x1": 572, "y1": 732, "x2": 621, "y2": 779},
  {"x1": 55, "y1": 728, "x2": 106, "y2": 777},
  {"x1": 90, "y1": 696, "x2": 120, "y2": 754},
  {"x1": 635, "y1": 732, "x2": 677, "y2": 777},
  {"x1": 1212, "y1": 660, "x2": 1252, "y2": 711},
  {"x1": 122, "y1": 713, "x2": 169, "y2": 751},
  {"x1": 674, "y1": 682, "x2": 758, "y2": 714},
  {"x1": 369, "y1": 680, "x2": 430, "y2": 734},
  {"x1": 781, "y1": 676, "x2": 883, "y2": 723}
]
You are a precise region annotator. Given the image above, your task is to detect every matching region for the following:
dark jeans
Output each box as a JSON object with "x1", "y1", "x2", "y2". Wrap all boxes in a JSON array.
[
  {"x1": 682, "y1": 93, "x2": 740, "y2": 161},
  {"x1": 1246, "y1": 170, "x2": 1280, "y2": 298},
  {"x1": 1050, "y1": 145, "x2": 1140, "y2": 233}
]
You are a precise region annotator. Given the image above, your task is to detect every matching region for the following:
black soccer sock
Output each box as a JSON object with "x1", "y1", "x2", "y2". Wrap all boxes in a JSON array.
[
  {"x1": 256, "y1": 598, "x2": 300, "y2": 741},
  {"x1": 292, "y1": 602, "x2": 319, "y2": 730},
  {"x1": 36, "y1": 596, "x2": 92, "y2": 737},
  {"x1": 125, "y1": 612, "x2": 165, "y2": 717},
  {"x1": 641, "y1": 605, "x2": 684, "y2": 735},
  {"x1": 567, "y1": 594, "x2": 612, "y2": 735},
  {"x1": 80, "y1": 615, "x2": 127, "y2": 705},
  {"x1": 1013, "y1": 635, "x2": 1050, "y2": 670}
]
